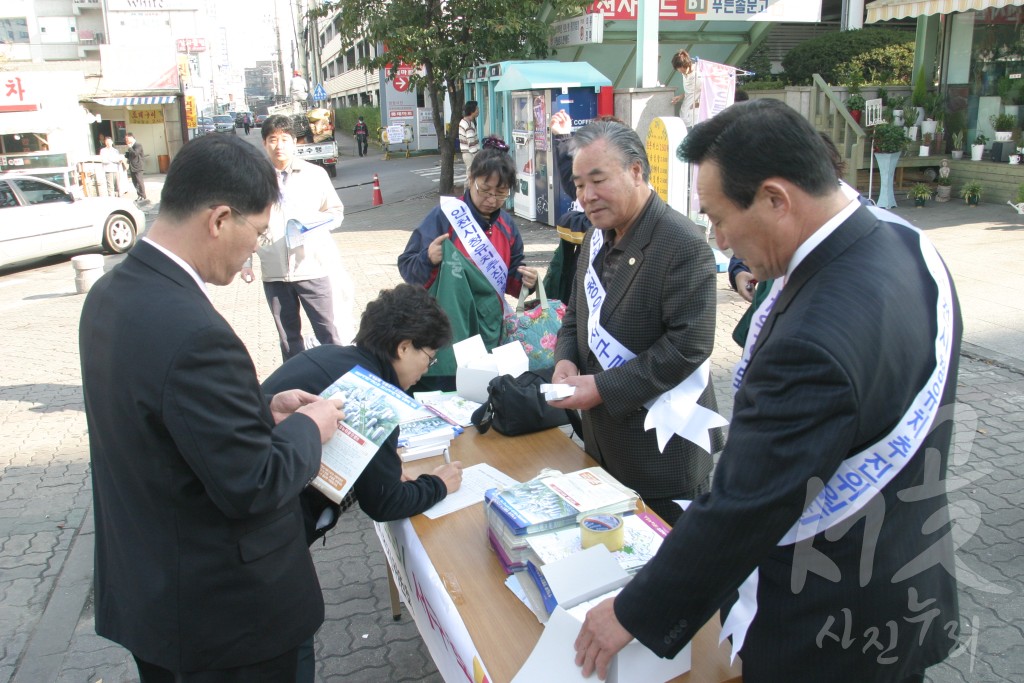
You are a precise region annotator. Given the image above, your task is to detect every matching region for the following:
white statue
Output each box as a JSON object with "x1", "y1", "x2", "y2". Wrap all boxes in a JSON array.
[{"x1": 939, "y1": 159, "x2": 950, "y2": 180}]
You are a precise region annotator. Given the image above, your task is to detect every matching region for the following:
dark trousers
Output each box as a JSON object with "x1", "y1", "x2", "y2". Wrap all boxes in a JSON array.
[
  {"x1": 134, "y1": 647, "x2": 299, "y2": 683},
  {"x1": 645, "y1": 478, "x2": 710, "y2": 527},
  {"x1": 130, "y1": 169, "x2": 147, "y2": 200},
  {"x1": 263, "y1": 277, "x2": 341, "y2": 361},
  {"x1": 355, "y1": 134, "x2": 368, "y2": 156}
]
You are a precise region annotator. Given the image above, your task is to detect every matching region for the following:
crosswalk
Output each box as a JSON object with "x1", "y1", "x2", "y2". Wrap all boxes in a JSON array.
[{"x1": 411, "y1": 165, "x2": 467, "y2": 184}]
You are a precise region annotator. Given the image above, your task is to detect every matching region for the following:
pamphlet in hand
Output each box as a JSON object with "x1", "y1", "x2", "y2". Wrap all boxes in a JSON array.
[{"x1": 313, "y1": 365, "x2": 425, "y2": 503}]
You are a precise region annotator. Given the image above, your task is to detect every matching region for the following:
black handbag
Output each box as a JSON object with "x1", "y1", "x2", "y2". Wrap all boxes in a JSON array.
[{"x1": 471, "y1": 368, "x2": 582, "y2": 437}]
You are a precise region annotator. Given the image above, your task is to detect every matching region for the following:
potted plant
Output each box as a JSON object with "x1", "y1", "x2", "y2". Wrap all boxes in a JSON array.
[
  {"x1": 873, "y1": 122, "x2": 909, "y2": 154},
  {"x1": 972, "y1": 133, "x2": 989, "y2": 161},
  {"x1": 951, "y1": 130, "x2": 965, "y2": 159},
  {"x1": 920, "y1": 92, "x2": 940, "y2": 137},
  {"x1": 889, "y1": 95, "x2": 906, "y2": 126},
  {"x1": 919, "y1": 132, "x2": 932, "y2": 157},
  {"x1": 846, "y1": 92, "x2": 866, "y2": 124},
  {"x1": 911, "y1": 72, "x2": 928, "y2": 129},
  {"x1": 904, "y1": 106, "x2": 920, "y2": 141},
  {"x1": 960, "y1": 179, "x2": 983, "y2": 206},
  {"x1": 872, "y1": 123, "x2": 908, "y2": 209},
  {"x1": 990, "y1": 113, "x2": 1016, "y2": 142},
  {"x1": 1011, "y1": 183, "x2": 1024, "y2": 213},
  {"x1": 935, "y1": 174, "x2": 952, "y2": 202},
  {"x1": 910, "y1": 182, "x2": 932, "y2": 207}
]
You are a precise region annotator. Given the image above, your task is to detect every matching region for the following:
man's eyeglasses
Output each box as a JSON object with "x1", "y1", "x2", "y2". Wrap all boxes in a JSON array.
[
  {"x1": 419, "y1": 348, "x2": 438, "y2": 367},
  {"x1": 216, "y1": 205, "x2": 271, "y2": 246},
  {"x1": 473, "y1": 180, "x2": 510, "y2": 202}
]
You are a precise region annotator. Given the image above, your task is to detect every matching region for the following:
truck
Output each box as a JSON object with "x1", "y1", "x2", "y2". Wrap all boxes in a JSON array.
[{"x1": 267, "y1": 102, "x2": 338, "y2": 178}]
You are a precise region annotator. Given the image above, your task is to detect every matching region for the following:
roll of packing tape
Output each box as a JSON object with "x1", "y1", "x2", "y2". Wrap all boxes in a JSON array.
[{"x1": 580, "y1": 514, "x2": 625, "y2": 552}]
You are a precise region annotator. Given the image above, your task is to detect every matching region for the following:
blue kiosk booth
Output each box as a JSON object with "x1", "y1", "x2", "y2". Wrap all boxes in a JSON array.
[{"x1": 464, "y1": 61, "x2": 610, "y2": 226}]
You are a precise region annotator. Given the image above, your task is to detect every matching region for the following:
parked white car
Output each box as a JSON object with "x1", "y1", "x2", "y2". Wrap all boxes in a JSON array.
[{"x1": 0, "y1": 174, "x2": 145, "y2": 269}]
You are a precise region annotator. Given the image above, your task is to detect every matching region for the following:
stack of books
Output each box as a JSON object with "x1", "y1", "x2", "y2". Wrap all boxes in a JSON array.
[
  {"x1": 413, "y1": 390, "x2": 482, "y2": 427},
  {"x1": 397, "y1": 410, "x2": 463, "y2": 462},
  {"x1": 483, "y1": 467, "x2": 639, "y2": 575}
]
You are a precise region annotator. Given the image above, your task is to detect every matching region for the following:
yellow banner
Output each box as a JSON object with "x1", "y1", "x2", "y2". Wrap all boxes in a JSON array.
[
  {"x1": 184, "y1": 96, "x2": 197, "y2": 129},
  {"x1": 128, "y1": 109, "x2": 165, "y2": 125}
]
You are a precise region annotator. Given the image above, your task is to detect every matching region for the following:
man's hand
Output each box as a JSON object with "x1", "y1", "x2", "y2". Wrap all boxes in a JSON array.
[
  {"x1": 431, "y1": 461, "x2": 464, "y2": 493},
  {"x1": 295, "y1": 398, "x2": 347, "y2": 444},
  {"x1": 671, "y1": 94, "x2": 683, "y2": 105},
  {"x1": 240, "y1": 266, "x2": 256, "y2": 284},
  {"x1": 574, "y1": 598, "x2": 634, "y2": 680},
  {"x1": 518, "y1": 266, "x2": 538, "y2": 290},
  {"x1": 734, "y1": 271, "x2": 756, "y2": 303},
  {"x1": 550, "y1": 110, "x2": 572, "y2": 136},
  {"x1": 428, "y1": 233, "x2": 449, "y2": 265},
  {"x1": 550, "y1": 373, "x2": 602, "y2": 410},
  {"x1": 269, "y1": 389, "x2": 322, "y2": 423},
  {"x1": 551, "y1": 359, "x2": 578, "y2": 384}
]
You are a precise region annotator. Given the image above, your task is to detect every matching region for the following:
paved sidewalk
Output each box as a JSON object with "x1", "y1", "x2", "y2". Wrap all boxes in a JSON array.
[{"x1": 0, "y1": 183, "x2": 1021, "y2": 682}]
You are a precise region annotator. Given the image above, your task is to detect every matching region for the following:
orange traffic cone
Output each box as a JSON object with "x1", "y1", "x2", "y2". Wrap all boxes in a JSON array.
[{"x1": 372, "y1": 173, "x2": 383, "y2": 206}]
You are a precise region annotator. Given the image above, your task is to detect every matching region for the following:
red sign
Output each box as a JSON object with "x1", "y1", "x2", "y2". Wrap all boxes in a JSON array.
[
  {"x1": 1, "y1": 76, "x2": 40, "y2": 113},
  {"x1": 587, "y1": 0, "x2": 695, "y2": 20},
  {"x1": 176, "y1": 37, "x2": 207, "y2": 53},
  {"x1": 393, "y1": 75, "x2": 410, "y2": 92}
]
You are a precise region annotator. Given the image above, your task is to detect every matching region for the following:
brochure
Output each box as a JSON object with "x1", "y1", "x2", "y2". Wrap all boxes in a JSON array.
[{"x1": 313, "y1": 365, "x2": 425, "y2": 503}]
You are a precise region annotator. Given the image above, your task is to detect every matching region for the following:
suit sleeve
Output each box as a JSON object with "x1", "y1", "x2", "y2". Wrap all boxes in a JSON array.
[
  {"x1": 614, "y1": 334, "x2": 860, "y2": 657},
  {"x1": 594, "y1": 228, "x2": 718, "y2": 418},
  {"x1": 353, "y1": 437, "x2": 447, "y2": 521},
  {"x1": 163, "y1": 324, "x2": 322, "y2": 519}
]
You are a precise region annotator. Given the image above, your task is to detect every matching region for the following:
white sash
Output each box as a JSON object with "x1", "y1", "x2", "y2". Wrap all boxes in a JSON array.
[
  {"x1": 440, "y1": 196, "x2": 511, "y2": 312},
  {"x1": 731, "y1": 278, "x2": 785, "y2": 394},
  {"x1": 583, "y1": 228, "x2": 727, "y2": 453},
  {"x1": 720, "y1": 213, "x2": 956, "y2": 662}
]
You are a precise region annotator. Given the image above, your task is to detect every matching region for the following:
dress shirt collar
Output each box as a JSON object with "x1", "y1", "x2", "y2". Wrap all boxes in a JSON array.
[
  {"x1": 786, "y1": 192, "x2": 860, "y2": 280},
  {"x1": 142, "y1": 236, "x2": 211, "y2": 301}
]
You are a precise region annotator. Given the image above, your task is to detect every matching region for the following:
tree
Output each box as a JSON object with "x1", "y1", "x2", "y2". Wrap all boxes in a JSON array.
[{"x1": 330, "y1": 0, "x2": 588, "y2": 194}]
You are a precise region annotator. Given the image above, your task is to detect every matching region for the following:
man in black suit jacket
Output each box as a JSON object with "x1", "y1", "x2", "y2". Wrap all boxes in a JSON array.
[
  {"x1": 552, "y1": 120, "x2": 723, "y2": 525},
  {"x1": 574, "y1": 100, "x2": 962, "y2": 682},
  {"x1": 80, "y1": 134, "x2": 345, "y2": 682}
]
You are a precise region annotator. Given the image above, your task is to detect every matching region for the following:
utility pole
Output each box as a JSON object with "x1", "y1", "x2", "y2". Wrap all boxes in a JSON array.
[{"x1": 275, "y1": 0, "x2": 287, "y2": 102}]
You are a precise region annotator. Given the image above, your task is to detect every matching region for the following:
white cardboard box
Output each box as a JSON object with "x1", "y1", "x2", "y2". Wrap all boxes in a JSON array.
[{"x1": 453, "y1": 335, "x2": 529, "y2": 404}]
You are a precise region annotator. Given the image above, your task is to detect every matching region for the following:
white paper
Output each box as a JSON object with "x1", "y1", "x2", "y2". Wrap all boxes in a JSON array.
[
  {"x1": 511, "y1": 607, "x2": 590, "y2": 683},
  {"x1": 453, "y1": 335, "x2": 488, "y2": 367},
  {"x1": 542, "y1": 545, "x2": 630, "y2": 609},
  {"x1": 491, "y1": 340, "x2": 529, "y2": 377},
  {"x1": 540, "y1": 383, "x2": 576, "y2": 401},
  {"x1": 422, "y1": 463, "x2": 519, "y2": 519}
]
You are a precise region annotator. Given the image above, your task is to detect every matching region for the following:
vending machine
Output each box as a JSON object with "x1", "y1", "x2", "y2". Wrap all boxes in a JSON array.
[{"x1": 510, "y1": 92, "x2": 537, "y2": 221}]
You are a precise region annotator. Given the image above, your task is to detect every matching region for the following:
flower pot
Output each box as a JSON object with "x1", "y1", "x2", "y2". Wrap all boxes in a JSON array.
[
  {"x1": 936, "y1": 185, "x2": 952, "y2": 202},
  {"x1": 1011, "y1": 155, "x2": 1022, "y2": 165},
  {"x1": 971, "y1": 144, "x2": 986, "y2": 161},
  {"x1": 919, "y1": 145, "x2": 930, "y2": 157},
  {"x1": 850, "y1": 109, "x2": 862, "y2": 124},
  {"x1": 995, "y1": 131, "x2": 1013, "y2": 142},
  {"x1": 874, "y1": 151, "x2": 901, "y2": 209},
  {"x1": 892, "y1": 110, "x2": 904, "y2": 126},
  {"x1": 907, "y1": 126, "x2": 919, "y2": 141},
  {"x1": 914, "y1": 196, "x2": 927, "y2": 208},
  {"x1": 966, "y1": 195, "x2": 980, "y2": 206},
  {"x1": 952, "y1": 150, "x2": 964, "y2": 160},
  {"x1": 920, "y1": 120, "x2": 938, "y2": 137}
]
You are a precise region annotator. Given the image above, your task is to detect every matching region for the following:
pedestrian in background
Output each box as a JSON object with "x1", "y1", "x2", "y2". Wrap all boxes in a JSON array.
[
  {"x1": 241, "y1": 114, "x2": 354, "y2": 361},
  {"x1": 124, "y1": 132, "x2": 147, "y2": 204},
  {"x1": 458, "y1": 100, "x2": 479, "y2": 168},
  {"x1": 353, "y1": 116, "x2": 369, "y2": 157},
  {"x1": 243, "y1": 113, "x2": 252, "y2": 136},
  {"x1": 670, "y1": 49, "x2": 701, "y2": 127},
  {"x1": 98, "y1": 137, "x2": 123, "y2": 197}
]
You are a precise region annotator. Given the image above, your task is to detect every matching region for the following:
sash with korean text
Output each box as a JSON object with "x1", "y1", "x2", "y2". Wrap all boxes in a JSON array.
[
  {"x1": 440, "y1": 196, "x2": 511, "y2": 313},
  {"x1": 583, "y1": 228, "x2": 727, "y2": 454},
  {"x1": 721, "y1": 211, "x2": 956, "y2": 662}
]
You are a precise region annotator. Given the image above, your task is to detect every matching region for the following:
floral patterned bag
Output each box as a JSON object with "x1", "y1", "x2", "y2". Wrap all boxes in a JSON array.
[{"x1": 501, "y1": 279, "x2": 566, "y2": 370}]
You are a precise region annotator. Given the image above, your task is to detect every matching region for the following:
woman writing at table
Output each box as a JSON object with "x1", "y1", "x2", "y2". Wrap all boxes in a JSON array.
[
  {"x1": 398, "y1": 136, "x2": 538, "y2": 389},
  {"x1": 261, "y1": 284, "x2": 464, "y2": 683}
]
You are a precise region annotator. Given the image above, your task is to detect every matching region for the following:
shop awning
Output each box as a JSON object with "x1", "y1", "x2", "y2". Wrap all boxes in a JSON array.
[
  {"x1": 494, "y1": 62, "x2": 611, "y2": 92},
  {"x1": 88, "y1": 95, "x2": 178, "y2": 106},
  {"x1": 866, "y1": 0, "x2": 1024, "y2": 23}
]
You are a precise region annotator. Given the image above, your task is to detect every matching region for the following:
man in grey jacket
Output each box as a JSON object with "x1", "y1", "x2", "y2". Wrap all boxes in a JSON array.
[{"x1": 242, "y1": 114, "x2": 353, "y2": 360}]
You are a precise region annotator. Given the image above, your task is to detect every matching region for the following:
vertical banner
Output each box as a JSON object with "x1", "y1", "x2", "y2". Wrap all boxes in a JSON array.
[
  {"x1": 647, "y1": 117, "x2": 689, "y2": 215},
  {"x1": 690, "y1": 60, "x2": 738, "y2": 223}
]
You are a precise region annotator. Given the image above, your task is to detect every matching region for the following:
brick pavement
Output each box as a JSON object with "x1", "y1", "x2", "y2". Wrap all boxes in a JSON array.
[{"x1": 0, "y1": 172, "x2": 1021, "y2": 682}]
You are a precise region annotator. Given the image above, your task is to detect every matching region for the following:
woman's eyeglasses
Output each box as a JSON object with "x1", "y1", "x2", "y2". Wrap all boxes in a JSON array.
[
  {"x1": 473, "y1": 180, "x2": 510, "y2": 202},
  {"x1": 419, "y1": 348, "x2": 438, "y2": 367}
]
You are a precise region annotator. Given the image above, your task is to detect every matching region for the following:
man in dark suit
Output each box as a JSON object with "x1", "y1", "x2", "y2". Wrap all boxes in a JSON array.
[
  {"x1": 80, "y1": 134, "x2": 346, "y2": 682},
  {"x1": 551, "y1": 120, "x2": 723, "y2": 526},
  {"x1": 124, "y1": 132, "x2": 147, "y2": 203},
  {"x1": 574, "y1": 99, "x2": 961, "y2": 682}
]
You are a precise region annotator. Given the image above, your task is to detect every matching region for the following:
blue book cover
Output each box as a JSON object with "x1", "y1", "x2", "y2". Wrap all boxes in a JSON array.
[
  {"x1": 484, "y1": 483, "x2": 578, "y2": 536},
  {"x1": 526, "y1": 560, "x2": 558, "y2": 615}
]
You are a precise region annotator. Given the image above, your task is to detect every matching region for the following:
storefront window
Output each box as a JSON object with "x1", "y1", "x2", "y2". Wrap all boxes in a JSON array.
[
  {"x1": 969, "y1": 5, "x2": 1024, "y2": 101},
  {"x1": 0, "y1": 133, "x2": 50, "y2": 155}
]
